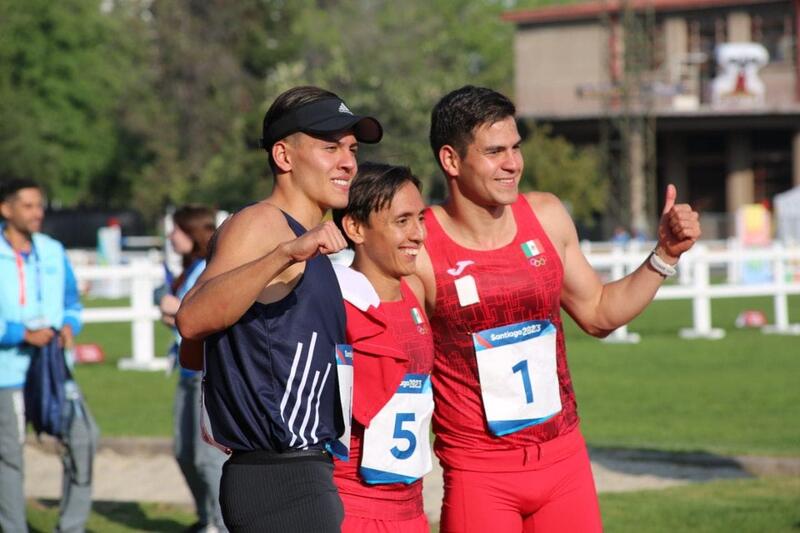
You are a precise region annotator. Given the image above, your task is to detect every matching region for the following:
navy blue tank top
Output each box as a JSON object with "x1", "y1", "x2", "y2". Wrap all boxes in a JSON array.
[{"x1": 203, "y1": 212, "x2": 347, "y2": 452}]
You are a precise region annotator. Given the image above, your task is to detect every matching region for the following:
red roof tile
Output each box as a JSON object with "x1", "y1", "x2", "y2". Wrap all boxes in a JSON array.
[{"x1": 503, "y1": 0, "x2": 789, "y2": 25}]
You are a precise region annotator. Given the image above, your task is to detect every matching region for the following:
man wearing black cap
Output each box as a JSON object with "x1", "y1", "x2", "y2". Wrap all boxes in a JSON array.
[{"x1": 176, "y1": 86, "x2": 382, "y2": 533}]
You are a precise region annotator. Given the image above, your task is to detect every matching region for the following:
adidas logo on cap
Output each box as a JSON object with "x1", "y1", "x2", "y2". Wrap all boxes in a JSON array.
[{"x1": 338, "y1": 102, "x2": 353, "y2": 115}]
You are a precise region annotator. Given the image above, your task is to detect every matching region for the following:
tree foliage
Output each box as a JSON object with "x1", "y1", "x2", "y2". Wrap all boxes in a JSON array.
[
  {"x1": 0, "y1": 0, "x2": 143, "y2": 206},
  {"x1": 0, "y1": 0, "x2": 607, "y2": 227},
  {"x1": 263, "y1": 0, "x2": 515, "y2": 198},
  {"x1": 520, "y1": 125, "x2": 606, "y2": 226}
]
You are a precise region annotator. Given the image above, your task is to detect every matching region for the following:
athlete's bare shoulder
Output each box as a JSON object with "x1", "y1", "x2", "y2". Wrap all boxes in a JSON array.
[
  {"x1": 522, "y1": 191, "x2": 574, "y2": 251},
  {"x1": 424, "y1": 203, "x2": 448, "y2": 227},
  {"x1": 203, "y1": 201, "x2": 296, "y2": 278},
  {"x1": 403, "y1": 274, "x2": 427, "y2": 311},
  {"x1": 522, "y1": 190, "x2": 565, "y2": 218}
]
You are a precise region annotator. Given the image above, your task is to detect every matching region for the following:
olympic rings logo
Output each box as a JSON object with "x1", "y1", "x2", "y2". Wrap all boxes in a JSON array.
[{"x1": 528, "y1": 256, "x2": 547, "y2": 268}]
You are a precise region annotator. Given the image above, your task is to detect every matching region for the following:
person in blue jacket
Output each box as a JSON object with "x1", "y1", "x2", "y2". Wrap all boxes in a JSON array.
[
  {"x1": 0, "y1": 178, "x2": 98, "y2": 533},
  {"x1": 159, "y1": 205, "x2": 227, "y2": 533}
]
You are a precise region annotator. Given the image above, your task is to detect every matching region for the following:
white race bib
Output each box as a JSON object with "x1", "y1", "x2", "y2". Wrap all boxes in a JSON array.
[
  {"x1": 327, "y1": 344, "x2": 354, "y2": 460},
  {"x1": 360, "y1": 373, "x2": 433, "y2": 484},
  {"x1": 473, "y1": 320, "x2": 561, "y2": 436}
]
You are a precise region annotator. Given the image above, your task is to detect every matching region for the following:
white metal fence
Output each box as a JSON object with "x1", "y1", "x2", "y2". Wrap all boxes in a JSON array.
[
  {"x1": 75, "y1": 260, "x2": 168, "y2": 371},
  {"x1": 582, "y1": 240, "x2": 800, "y2": 343},
  {"x1": 75, "y1": 242, "x2": 800, "y2": 371}
]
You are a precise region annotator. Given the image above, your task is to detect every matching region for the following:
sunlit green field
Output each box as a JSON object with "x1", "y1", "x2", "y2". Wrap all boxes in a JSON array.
[
  {"x1": 597, "y1": 476, "x2": 800, "y2": 533},
  {"x1": 566, "y1": 295, "x2": 800, "y2": 457},
  {"x1": 72, "y1": 298, "x2": 177, "y2": 437},
  {"x1": 29, "y1": 294, "x2": 800, "y2": 531},
  {"x1": 28, "y1": 477, "x2": 800, "y2": 533},
  {"x1": 74, "y1": 295, "x2": 800, "y2": 457}
]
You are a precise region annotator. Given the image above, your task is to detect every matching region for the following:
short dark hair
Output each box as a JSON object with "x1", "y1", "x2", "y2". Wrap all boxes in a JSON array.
[
  {"x1": 262, "y1": 86, "x2": 339, "y2": 174},
  {"x1": 0, "y1": 178, "x2": 42, "y2": 203},
  {"x1": 429, "y1": 85, "x2": 516, "y2": 169},
  {"x1": 332, "y1": 162, "x2": 421, "y2": 248}
]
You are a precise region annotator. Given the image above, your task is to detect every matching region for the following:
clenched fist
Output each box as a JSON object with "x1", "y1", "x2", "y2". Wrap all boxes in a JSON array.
[{"x1": 282, "y1": 220, "x2": 347, "y2": 263}]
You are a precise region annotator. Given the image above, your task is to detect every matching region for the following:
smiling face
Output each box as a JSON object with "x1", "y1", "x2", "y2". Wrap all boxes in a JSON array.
[
  {"x1": 452, "y1": 116, "x2": 523, "y2": 208},
  {"x1": 284, "y1": 130, "x2": 359, "y2": 211},
  {"x1": 347, "y1": 181, "x2": 426, "y2": 293}
]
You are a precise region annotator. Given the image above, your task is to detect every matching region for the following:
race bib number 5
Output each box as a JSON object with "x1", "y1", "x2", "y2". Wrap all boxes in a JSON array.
[
  {"x1": 360, "y1": 374, "x2": 433, "y2": 484},
  {"x1": 473, "y1": 320, "x2": 561, "y2": 436}
]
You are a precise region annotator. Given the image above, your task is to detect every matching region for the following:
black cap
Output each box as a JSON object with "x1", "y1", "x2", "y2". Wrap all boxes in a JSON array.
[{"x1": 260, "y1": 97, "x2": 383, "y2": 150}]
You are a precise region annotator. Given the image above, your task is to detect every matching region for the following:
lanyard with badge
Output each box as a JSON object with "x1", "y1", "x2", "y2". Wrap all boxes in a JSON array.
[
  {"x1": 3, "y1": 232, "x2": 46, "y2": 329},
  {"x1": 360, "y1": 372, "x2": 434, "y2": 484}
]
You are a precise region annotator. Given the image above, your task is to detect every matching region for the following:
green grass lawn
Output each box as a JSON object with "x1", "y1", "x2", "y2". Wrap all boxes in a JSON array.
[
  {"x1": 28, "y1": 477, "x2": 799, "y2": 533},
  {"x1": 74, "y1": 295, "x2": 800, "y2": 457},
  {"x1": 73, "y1": 298, "x2": 177, "y2": 437},
  {"x1": 30, "y1": 294, "x2": 800, "y2": 531},
  {"x1": 27, "y1": 499, "x2": 196, "y2": 533},
  {"x1": 598, "y1": 476, "x2": 800, "y2": 533},
  {"x1": 565, "y1": 295, "x2": 800, "y2": 457}
]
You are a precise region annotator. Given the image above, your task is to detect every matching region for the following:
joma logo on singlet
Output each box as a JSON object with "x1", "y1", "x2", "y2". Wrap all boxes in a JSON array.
[{"x1": 447, "y1": 260, "x2": 475, "y2": 277}]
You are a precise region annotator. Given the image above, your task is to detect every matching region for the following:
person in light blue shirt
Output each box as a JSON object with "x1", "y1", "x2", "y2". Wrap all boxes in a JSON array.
[
  {"x1": 159, "y1": 205, "x2": 227, "y2": 533},
  {"x1": 0, "y1": 178, "x2": 98, "y2": 533}
]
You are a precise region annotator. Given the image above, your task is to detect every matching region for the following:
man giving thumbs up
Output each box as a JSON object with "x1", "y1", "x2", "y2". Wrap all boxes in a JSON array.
[{"x1": 413, "y1": 86, "x2": 701, "y2": 532}]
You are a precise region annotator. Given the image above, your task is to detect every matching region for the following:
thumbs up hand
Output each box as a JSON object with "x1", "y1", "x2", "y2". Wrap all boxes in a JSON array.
[{"x1": 656, "y1": 184, "x2": 701, "y2": 261}]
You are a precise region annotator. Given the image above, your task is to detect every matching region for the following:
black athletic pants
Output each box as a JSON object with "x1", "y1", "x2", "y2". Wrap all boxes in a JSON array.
[{"x1": 219, "y1": 449, "x2": 344, "y2": 533}]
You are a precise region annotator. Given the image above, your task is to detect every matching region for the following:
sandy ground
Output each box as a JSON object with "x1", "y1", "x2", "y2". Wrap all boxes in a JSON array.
[{"x1": 26, "y1": 438, "x2": 789, "y2": 524}]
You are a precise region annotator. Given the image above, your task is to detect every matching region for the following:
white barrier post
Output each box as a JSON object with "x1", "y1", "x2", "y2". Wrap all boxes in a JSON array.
[
  {"x1": 679, "y1": 243, "x2": 725, "y2": 339},
  {"x1": 763, "y1": 242, "x2": 800, "y2": 335},
  {"x1": 678, "y1": 244, "x2": 693, "y2": 287},
  {"x1": 774, "y1": 242, "x2": 788, "y2": 330},
  {"x1": 603, "y1": 244, "x2": 641, "y2": 344},
  {"x1": 117, "y1": 260, "x2": 170, "y2": 371},
  {"x1": 726, "y1": 237, "x2": 739, "y2": 284}
]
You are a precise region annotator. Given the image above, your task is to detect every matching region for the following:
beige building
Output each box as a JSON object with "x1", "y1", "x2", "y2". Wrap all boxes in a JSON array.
[{"x1": 504, "y1": 0, "x2": 800, "y2": 238}]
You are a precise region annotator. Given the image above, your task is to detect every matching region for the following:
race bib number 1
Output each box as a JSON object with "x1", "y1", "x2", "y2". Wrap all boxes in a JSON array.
[
  {"x1": 327, "y1": 344, "x2": 354, "y2": 460},
  {"x1": 473, "y1": 320, "x2": 561, "y2": 436}
]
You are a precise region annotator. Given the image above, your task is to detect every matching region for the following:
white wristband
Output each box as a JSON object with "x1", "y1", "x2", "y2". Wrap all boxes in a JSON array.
[{"x1": 649, "y1": 250, "x2": 677, "y2": 277}]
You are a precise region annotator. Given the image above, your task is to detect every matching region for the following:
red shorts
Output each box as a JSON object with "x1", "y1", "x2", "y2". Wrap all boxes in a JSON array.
[
  {"x1": 439, "y1": 428, "x2": 602, "y2": 533},
  {"x1": 341, "y1": 512, "x2": 429, "y2": 533},
  {"x1": 338, "y1": 489, "x2": 427, "y2": 532}
]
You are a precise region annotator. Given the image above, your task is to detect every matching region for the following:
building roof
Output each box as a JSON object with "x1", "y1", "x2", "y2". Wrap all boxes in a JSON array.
[
  {"x1": 521, "y1": 105, "x2": 800, "y2": 131},
  {"x1": 503, "y1": 0, "x2": 789, "y2": 25}
]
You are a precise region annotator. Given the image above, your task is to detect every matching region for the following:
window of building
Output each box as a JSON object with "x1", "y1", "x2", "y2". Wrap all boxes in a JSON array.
[
  {"x1": 688, "y1": 13, "x2": 727, "y2": 102},
  {"x1": 751, "y1": 7, "x2": 795, "y2": 64},
  {"x1": 685, "y1": 132, "x2": 727, "y2": 213},
  {"x1": 688, "y1": 16, "x2": 727, "y2": 60},
  {"x1": 752, "y1": 130, "x2": 792, "y2": 204}
]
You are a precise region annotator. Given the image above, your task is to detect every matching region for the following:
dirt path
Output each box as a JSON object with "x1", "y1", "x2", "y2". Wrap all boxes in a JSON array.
[{"x1": 28, "y1": 438, "x2": 794, "y2": 524}]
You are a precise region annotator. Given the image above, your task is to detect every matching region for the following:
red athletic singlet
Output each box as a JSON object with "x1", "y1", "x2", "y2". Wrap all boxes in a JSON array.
[
  {"x1": 335, "y1": 280, "x2": 434, "y2": 520},
  {"x1": 425, "y1": 195, "x2": 579, "y2": 469}
]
